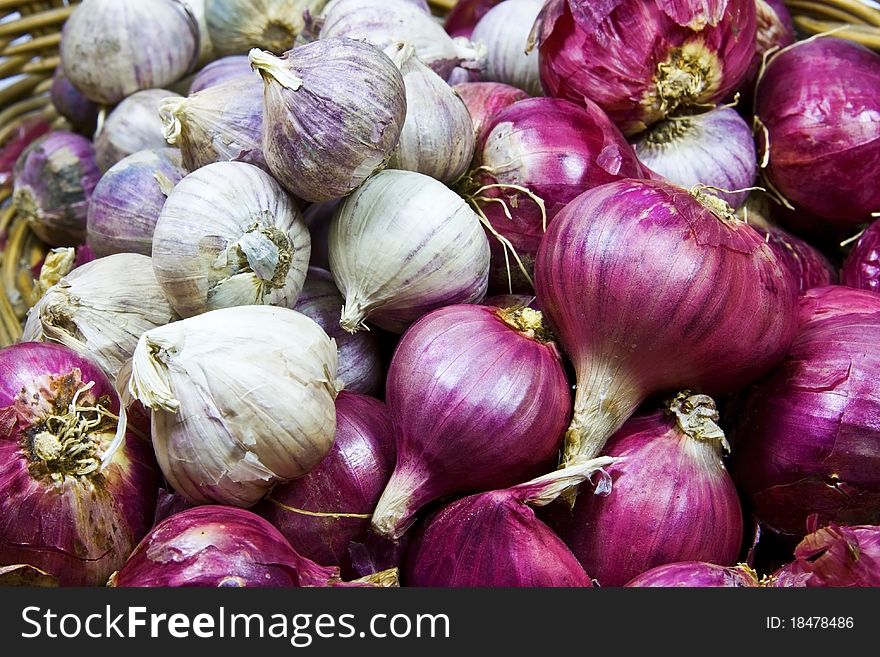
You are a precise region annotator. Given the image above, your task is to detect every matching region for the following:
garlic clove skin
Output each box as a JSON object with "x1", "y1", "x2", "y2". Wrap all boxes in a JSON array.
[
  {"x1": 329, "y1": 170, "x2": 490, "y2": 334},
  {"x1": 152, "y1": 161, "x2": 311, "y2": 318},
  {"x1": 60, "y1": 0, "x2": 200, "y2": 105},
  {"x1": 23, "y1": 253, "x2": 178, "y2": 383},
  {"x1": 128, "y1": 305, "x2": 341, "y2": 507},
  {"x1": 205, "y1": 0, "x2": 322, "y2": 57}
]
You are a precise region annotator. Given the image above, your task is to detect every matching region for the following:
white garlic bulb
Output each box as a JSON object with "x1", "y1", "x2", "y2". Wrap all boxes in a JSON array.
[
  {"x1": 471, "y1": 0, "x2": 544, "y2": 96},
  {"x1": 386, "y1": 44, "x2": 475, "y2": 185},
  {"x1": 23, "y1": 253, "x2": 178, "y2": 382},
  {"x1": 128, "y1": 305, "x2": 341, "y2": 507},
  {"x1": 205, "y1": 0, "x2": 322, "y2": 56},
  {"x1": 152, "y1": 161, "x2": 311, "y2": 318},
  {"x1": 330, "y1": 169, "x2": 490, "y2": 334}
]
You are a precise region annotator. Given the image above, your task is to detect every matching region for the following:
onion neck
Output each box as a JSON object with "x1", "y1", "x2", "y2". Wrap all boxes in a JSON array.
[
  {"x1": 371, "y1": 466, "x2": 429, "y2": 541},
  {"x1": 496, "y1": 306, "x2": 553, "y2": 343}
]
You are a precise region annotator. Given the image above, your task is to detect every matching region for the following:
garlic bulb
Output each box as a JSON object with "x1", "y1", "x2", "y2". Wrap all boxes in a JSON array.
[
  {"x1": 189, "y1": 56, "x2": 251, "y2": 94},
  {"x1": 250, "y1": 39, "x2": 407, "y2": 203},
  {"x1": 471, "y1": 0, "x2": 544, "y2": 96},
  {"x1": 96, "y1": 89, "x2": 182, "y2": 172},
  {"x1": 152, "y1": 161, "x2": 311, "y2": 318},
  {"x1": 330, "y1": 170, "x2": 490, "y2": 333},
  {"x1": 386, "y1": 44, "x2": 475, "y2": 185},
  {"x1": 23, "y1": 253, "x2": 178, "y2": 382},
  {"x1": 318, "y1": 0, "x2": 484, "y2": 80},
  {"x1": 179, "y1": 0, "x2": 215, "y2": 65},
  {"x1": 127, "y1": 305, "x2": 341, "y2": 507},
  {"x1": 160, "y1": 74, "x2": 265, "y2": 171},
  {"x1": 205, "y1": 0, "x2": 322, "y2": 56},
  {"x1": 60, "y1": 0, "x2": 199, "y2": 105}
]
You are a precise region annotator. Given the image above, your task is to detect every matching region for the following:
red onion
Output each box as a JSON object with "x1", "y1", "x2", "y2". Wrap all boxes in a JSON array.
[
  {"x1": 467, "y1": 96, "x2": 645, "y2": 292},
  {"x1": 535, "y1": 179, "x2": 798, "y2": 467},
  {"x1": 111, "y1": 506, "x2": 346, "y2": 587},
  {"x1": 444, "y1": 0, "x2": 504, "y2": 38},
  {"x1": 537, "y1": 0, "x2": 757, "y2": 135},
  {"x1": 189, "y1": 56, "x2": 252, "y2": 94},
  {"x1": 404, "y1": 457, "x2": 615, "y2": 587},
  {"x1": 842, "y1": 220, "x2": 880, "y2": 293},
  {"x1": 470, "y1": 0, "x2": 544, "y2": 96},
  {"x1": 632, "y1": 107, "x2": 756, "y2": 209},
  {"x1": 453, "y1": 81, "x2": 527, "y2": 143},
  {"x1": 0, "y1": 342, "x2": 159, "y2": 586},
  {"x1": 293, "y1": 268, "x2": 384, "y2": 396},
  {"x1": 756, "y1": 37, "x2": 880, "y2": 227},
  {"x1": 258, "y1": 392, "x2": 394, "y2": 578},
  {"x1": 95, "y1": 89, "x2": 182, "y2": 172},
  {"x1": 782, "y1": 524, "x2": 880, "y2": 587},
  {"x1": 550, "y1": 392, "x2": 743, "y2": 587},
  {"x1": 50, "y1": 67, "x2": 99, "y2": 136},
  {"x1": 732, "y1": 286, "x2": 880, "y2": 537},
  {"x1": 625, "y1": 562, "x2": 761, "y2": 587},
  {"x1": 12, "y1": 131, "x2": 100, "y2": 247},
  {"x1": 371, "y1": 304, "x2": 571, "y2": 539},
  {"x1": 87, "y1": 148, "x2": 189, "y2": 257},
  {"x1": 744, "y1": 0, "x2": 795, "y2": 90}
]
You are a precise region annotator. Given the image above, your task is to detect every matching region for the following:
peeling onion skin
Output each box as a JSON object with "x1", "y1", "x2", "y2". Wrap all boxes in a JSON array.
[
  {"x1": 371, "y1": 304, "x2": 572, "y2": 540},
  {"x1": 292, "y1": 268, "x2": 384, "y2": 396},
  {"x1": 110, "y1": 506, "x2": 342, "y2": 587},
  {"x1": 469, "y1": 97, "x2": 645, "y2": 294},
  {"x1": 535, "y1": 178, "x2": 798, "y2": 467},
  {"x1": 632, "y1": 107, "x2": 756, "y2": 210},
  {"x1": 403, "y1": 459, "x2": 615, "y2": 587},
  {"x1": 537, "y1": 0, "x2": 757, "y2": 136},
  {"x1": 842, "y1": 220, "x2": 880, "y2": 294},
  {"x1": 252, "y1": 38, "x2": 407, "y2": 204},
  {"x1": 625, "y1": 562, "x2": 761, "y2": 587},
  {"x1": 258, "y1": 392, "x2": 394, "y2": 579},
  {"x1": 188, "y1": 56, "x2": 252, "y2": 94},
  {"x1": 0, "y1": 342, "x2": 159, "y2": 586},
  {"x1": 731, "y1": 286, "x2": 880, "y2": 538},
  {"x1": 756, "y1": 38, "x2": 880, "y2": 227},
  {"x1": 60, "y1": 0, "x2": 199, "y2": 105},
  {"x1": 87, "y1": 148, "x2": 188, "y2": 258},
  {"x1": 453, "y1": 82, "x2": 527, "y2": 144},
  {"x1": 12, "y1": 131, "x2": 100, "y2": 248},
  {"x1": 780, "y1": 524, "x2": 880, "y2": 587},
  {"x1": 95, "y1": 89, "x2": 182, "y2": 173},
  {"x1": 550, "y1": 393, "x2": 743, "y2": 587}
]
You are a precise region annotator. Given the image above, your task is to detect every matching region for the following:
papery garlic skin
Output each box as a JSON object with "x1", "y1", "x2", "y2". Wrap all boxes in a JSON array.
[
  {"x1": 23, "y1": 254, "x2": 178, "y2": 382},
  {"x1": 206, "y1": 0, "x2": 321, "y2": 56},
  {"x1": 152, "y1": 161, "x2": 311, "y2": 318},
  {"x1": 329, "y1": 170, "x2": 490, "y2": 334},
  {"x1": 386, "y1": 45, "x2": 475, "y2": 185},
  {"x1": 128, "y1": 306, "x2": 341, "y2": 507},
  {"x1": 470, "y1": 0, "x2": 544, "y2": 96},
  {"x1": 179, "y1": 0, "x2": 216, "y2": 65},
  {"x1": 250, "y1": 39, "x2": 407, "y2": 203},
  {"x1": 160, "y1": 75, "x2": 265, "y2": 171},
  {"x1": 60, "y1": 0, "x2": 199, "y2": 105},
  {"x1": 96, "y1": 89, "x2": 182, "y2": 173}
]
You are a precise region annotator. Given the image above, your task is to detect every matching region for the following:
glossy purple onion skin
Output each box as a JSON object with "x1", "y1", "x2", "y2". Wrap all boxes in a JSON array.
[
  {"x1": 538, "y1": 0, "x2": 757, "y2": 135},
  {"x1": 12, "y1": 131, "x2": 100, "y2": 247},
  {"x1": 474, "y1": 97, "x2": 645, "y2": 293},
  {"x1": 292, "y1": 268, "x2": 384, "y2": 395},
  {"x1": 444, "y1": 0, "x2": 505, "y2": 38},
  {"x1": 732, "y1": 286, "x2": 880, "y2": 537},
  {"x1": 536, "y1": 179, "x2": 798, "y2": 462},
  {"x1": 189, "y1": 56, "x2": 252, "y2": 94},
  {"x1": 50, "y1": 67, "x2": 99, "y2": 136},
  {"x1": 0, "y1": 342, "x2": 159, "y2": 586},
  {"x1": 453, "y1": 82, "x2": 528, "y2": 143},
  {"x1": 756, "y1": 38, "x2": 880, "y2": 226},
  {"x1": 377, "y1": 304, "x2": 571, "y2": 538},
  {"x1": 551, "y1": 409, "x2": 743, "y2": 587},
  {"x1": 87, "y1": 148, "x2": 188, "y2": 257},
  {"x1": 258, "y1": 392, "x2": 394, "y2": 579},
  {"x1": 405, "y1": 489, "x2": 593, "y2": 587},
  {"x1": 632, "y1": 107, "x2": 756, "y2": 209},
  {"x1": 753, "y1": 226, "x2": 837, "y2": 293},
  {"x1": 112, "y1": 506, "x2": 341, "y2": 588},
  {"x1": 625, "y1": 562, "x2": 760, "y2": 587},
  {"x1": 842, "y1": 220, "x2": 880, "y2": 293}
]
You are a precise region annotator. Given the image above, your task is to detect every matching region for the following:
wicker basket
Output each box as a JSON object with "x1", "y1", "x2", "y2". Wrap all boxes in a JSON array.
[{"x1": 0, "y1": 0, "x2": 877, "y2": 348}]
